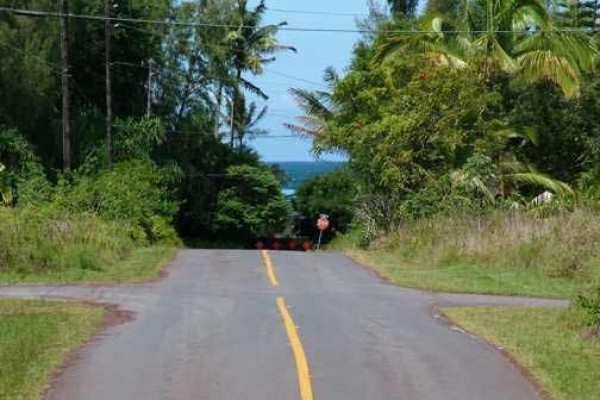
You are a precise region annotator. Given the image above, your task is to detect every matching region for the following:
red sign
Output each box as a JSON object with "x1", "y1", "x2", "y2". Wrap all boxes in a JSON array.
[{"x1": 317, "y1": 217, "x2": 330, "y2": 231}]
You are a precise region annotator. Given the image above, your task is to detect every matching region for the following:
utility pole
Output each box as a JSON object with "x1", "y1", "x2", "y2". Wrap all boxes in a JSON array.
[
  {"x1": 59, "y1": 0, "x2": 71, "y2": 175},
  {"x1": 105, "y1": 0, "x2": 114, "y2": 168},
  {"x1": 146, "y1": 58, "x2": 154, "y2": 118}
]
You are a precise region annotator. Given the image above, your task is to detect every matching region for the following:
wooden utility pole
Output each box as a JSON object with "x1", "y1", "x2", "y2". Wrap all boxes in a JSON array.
[
  {"x1": 105, "y1": 0, "x2": 113, "y2": 168},
  {"x1": 146, "y1": 58, "x2": 154, "y2": 117},
  {"x1": 59, "y1": 0, "x2": 72, "y2": 174}
]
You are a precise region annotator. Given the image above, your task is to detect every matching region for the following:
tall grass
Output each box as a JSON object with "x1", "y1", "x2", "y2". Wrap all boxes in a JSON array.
[
  {"x1": 0, "y1": 207, "x2": 143, "y2": 275},
  {"x1": 371, "y1": 209, "x2": 600, "y2": 282}
]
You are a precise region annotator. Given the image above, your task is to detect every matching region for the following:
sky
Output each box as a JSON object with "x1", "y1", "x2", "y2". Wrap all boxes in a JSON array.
[{"x1": 245, "y1": 0, "x2": 371, "y2": 162}]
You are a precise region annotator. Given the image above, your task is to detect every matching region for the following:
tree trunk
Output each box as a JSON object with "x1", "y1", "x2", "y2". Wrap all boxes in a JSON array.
[
  {"x1": 105, "y1": 0, "x2": 113, "y2": 168},
  {"x1": 213, "y1": 83, "x2": 223, "y2": 138},
  {"x1": 60, "y1": 0, "x2": 71, "y2": 175},
  {"x1": 229, "y1": 68, "x2": 242, "y2": 148},
  {"x1": 146, "y1": 58, "x2": 154, "y2": 118}
]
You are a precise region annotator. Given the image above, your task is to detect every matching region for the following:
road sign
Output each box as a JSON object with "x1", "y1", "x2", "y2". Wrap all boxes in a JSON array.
[
  {"x1": 316, "y1": 214, "x2": 330, "y2": 250},
  {"x1": 317, "y1": 215, "x2": 330, "y2": 231}
]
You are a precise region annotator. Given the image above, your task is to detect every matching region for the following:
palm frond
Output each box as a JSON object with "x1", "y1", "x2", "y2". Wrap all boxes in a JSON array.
[
  {"x1": 510, "y1": 172, "x2": 574, "y2": 196},
  {"x1": 288, "y1": 88, "x2": 333, "y2": 117},
  {"x1": 239, "y1": 77, "x2": 269, "y2": 99},
  {"x1": 517, "y1": 49, "x2": 579, "y2": 97}
]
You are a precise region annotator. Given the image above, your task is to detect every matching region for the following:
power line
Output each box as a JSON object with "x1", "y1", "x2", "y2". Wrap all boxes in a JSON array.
[
  {"x1": 0, "y1": 6, "x2": 594, "y2": 35},
  {"x1": 269, "y1": 8, "x2": 367, "y2": 17},
  {"x1": 263, "y1": 68, "x2": 327, "y2": 89}
]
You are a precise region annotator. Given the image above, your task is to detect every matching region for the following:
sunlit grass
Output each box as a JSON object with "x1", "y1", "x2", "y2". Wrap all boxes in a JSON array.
[
  {"x1": 0, "y1": 246, "x2": 178, "y2": 284},
  {"x1": 0, "y1": 300, "x2": 105, "y2": 400}
]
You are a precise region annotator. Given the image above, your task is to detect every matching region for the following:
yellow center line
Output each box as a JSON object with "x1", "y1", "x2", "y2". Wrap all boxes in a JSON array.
[
  {"x1": 276, "y1": 297, "x2": 314, "y2": 400},
  {"x1": 261, "y1": 250, "x2": 279, "y2": 287}
]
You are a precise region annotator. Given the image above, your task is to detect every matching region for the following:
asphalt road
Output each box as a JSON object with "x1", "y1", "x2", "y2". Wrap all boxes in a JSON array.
[{"x1": 0, "y1": 250, "x2": 567, "y2": 400}]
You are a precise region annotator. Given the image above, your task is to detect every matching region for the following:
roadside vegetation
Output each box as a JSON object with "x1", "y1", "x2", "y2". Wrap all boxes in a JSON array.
[
  {"x1": 293, "y1": 0, "x2": 600, "y2": 300},
  {"x1": 0, "y1": 300, "x2": 105, "y2": 400},
  {"x1": 336, "y1": 209, "x2": 600, "y2": 298},
  {"x1": 0, "y1": 0, "x2": 295, "y2": 280},
  {"x1": 288, "y1": 1, "x2": 600, "y2": 396}
]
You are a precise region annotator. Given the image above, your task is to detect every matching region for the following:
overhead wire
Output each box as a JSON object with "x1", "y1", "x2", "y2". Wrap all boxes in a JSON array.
[{"x1": 0, "y1": 6, "x2": 594, "y2": 35}]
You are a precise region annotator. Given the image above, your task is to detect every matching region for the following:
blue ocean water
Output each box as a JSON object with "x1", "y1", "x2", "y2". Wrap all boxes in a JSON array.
[{"x1": 269, "y1": 161, "x2": 345, "y2": 195}]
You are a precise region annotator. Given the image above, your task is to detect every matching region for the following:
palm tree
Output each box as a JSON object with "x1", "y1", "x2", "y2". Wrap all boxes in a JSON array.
[
  {"x1": 225, "y1": 0, "x2": 296, "y2": 147},
  {"x1": 226, "y1": 93, "x2": 268, "y2": 147},
  {"x1": 387, "y1": 0, "x2": 419, "y2": 16},
  {"x1": 379, "y1": 0, "x2": 598, "y2": 98},
  {"x1": 451, "y1": 129, "x2": 574, "y2": 202},
  {"x1": 285, "y1": 67, "x2": 338, "y2": 138}
]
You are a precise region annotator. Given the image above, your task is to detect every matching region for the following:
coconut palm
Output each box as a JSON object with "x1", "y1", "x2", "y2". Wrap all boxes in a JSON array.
[
  {"x1": 387, "y1": 0, "x2": 419, "y2": 16},
  {"x1": 226, "y1": 93, "x2": 268, "y2": 147},
  {"x1": 225, "y1": 0, "x2": 296, "y2": 147},
  {"x1": 285, "y1": 67, "x2": 338, "y2": 138},
  {"x1": 379, "y1": 0, "x2": 598, "y2": 98},
  {"x1": 451, "y1": 128, "x2": 574, "y2": 202}
]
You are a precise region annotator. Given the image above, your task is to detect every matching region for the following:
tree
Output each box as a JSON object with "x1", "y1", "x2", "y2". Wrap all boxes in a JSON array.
[
  {"x1": 379, "y1": 0, "x2": 598, "y2": 98},
  {"x1": 295, "y1": 168, "x2": 358, "y2": 233},
  {"x1": 225, "y1": 0, "x2": 295, "y2": 147},
  {"x1": 320, "y1": 48, "x2": 500, "y2": 195},
  {"x1": 213, "y1": 164, "x2": 292, "y2": 242},
  {"x1": 227, "y1": 94, "x2": 268, "y2": 147},
  {"x1": 424, "y1": 0, "x2": 463, "y2": 19},
  {"x1": 387, "y1": 0, "x2": 419, "y2": 16},
  {"x1": 285, "y1": 67, "x2": 338, "y2": 138},
  {"x1": 555, "y1": 0, "x2": 600, "y2": 33}
]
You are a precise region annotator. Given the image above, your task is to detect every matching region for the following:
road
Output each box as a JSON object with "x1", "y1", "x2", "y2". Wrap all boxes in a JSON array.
[{"x1": 0, "y1": 250, "x2": 567, "y2": 400}]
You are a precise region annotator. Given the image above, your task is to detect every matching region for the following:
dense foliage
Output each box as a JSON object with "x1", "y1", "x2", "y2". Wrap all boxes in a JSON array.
[
  {"x1": 0, "y1": 0, "x2": 296, "y2": 274},
  {"x1": 289, "y1": 0, "x2": 600, "y2": 230},
  {"x1": 288, "y1": 1, "x2": 600, "y2": 303},
  {"x1": 295, "y1": 168, "x2": 358, "y2": 233},
  {"x1": 213, "y1": 165, "x2": 292, "y2": 243}
]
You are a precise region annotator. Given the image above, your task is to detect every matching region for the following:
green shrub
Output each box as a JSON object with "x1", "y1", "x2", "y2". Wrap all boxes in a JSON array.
[
  {"x1": 0, "y1": 128, "x2": 52, "y2": 206},
  {"x1": 576, "y1": 287, "x2": 600, "y2": 328},
  {"x1": 295, "y1": 168, "x2": 358, "y2": 232},
  {"x1": 0, "y1": 207, "x2": 141, "y2": 274},
  {"x1": 55, "y1": 159, "x2": 180, "y2": 243},
  {"x1": 213, "y1": 164, "x2": 292, "y2": 242}
]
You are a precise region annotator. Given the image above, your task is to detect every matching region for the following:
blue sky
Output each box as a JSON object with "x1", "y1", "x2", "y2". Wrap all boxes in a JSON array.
[{"x1": 246, "y1": 0, "x2": 370, "y2": 162}]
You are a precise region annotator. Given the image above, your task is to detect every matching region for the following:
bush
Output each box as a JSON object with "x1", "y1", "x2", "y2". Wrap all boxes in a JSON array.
[
  {"x1": 577, "y1": 286, "x2": 600, "y2": 328},
  {"x1": 213, "y1": 164, "x2": 292, "y2": 242},
  {"x1": 0, "y1": 207, "x2": 141, "y2": 274},
  {"x1": 295, "y1": 168, "x2": 358, "y2": 233},
  {"x1": 0, "y1": 128, "x2": 52, "y2": 206},
  {"x1": 55, "y1": 159, "x2": 180, "y2": 243}
]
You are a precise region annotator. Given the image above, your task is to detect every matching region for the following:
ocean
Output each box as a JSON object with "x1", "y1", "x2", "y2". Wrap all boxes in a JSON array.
[{"x1": 269, "y1": 161, "x2": 346, "y2": 195}]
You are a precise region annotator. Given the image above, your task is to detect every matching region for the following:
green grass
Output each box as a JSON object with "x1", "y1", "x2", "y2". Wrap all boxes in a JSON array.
[
  {"x1": 0, "y1": 300, "x2": 105, "y2": 400},
  {"x1": 0, "y1": 246, "x2": 178, "y2": 285},
  {"x1": 441, "y1": 307, "x2": 600, "y2": 400},
  {"x1": 348, "y1": 249, "x2": 582, "y2": 298},
  {"x1": 335, "y1": 210, "x2": 600, "y2": 298}
]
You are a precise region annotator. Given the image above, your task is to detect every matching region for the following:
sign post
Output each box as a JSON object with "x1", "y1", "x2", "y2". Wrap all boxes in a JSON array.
[{"x1": 316, "y1": 214, "x2": 330, "y2": 251}]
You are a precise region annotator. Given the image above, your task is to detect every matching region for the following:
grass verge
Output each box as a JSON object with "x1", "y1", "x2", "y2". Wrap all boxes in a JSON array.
[
  {"x1": 334, "y1": 210, "x2": 599, "y2": 298},
  {"x1": 0, "y1": 300, "x2": 106, "y2": 400},
  {"x1": 347, "y1": 249, "x2": 580, "y2": 298},
  {"x1": 441, "y1": 306, "x2": 600, "y2": 400},
  {"x1": 0, "y1": 245, "x2": 178, "y2": 285}
]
